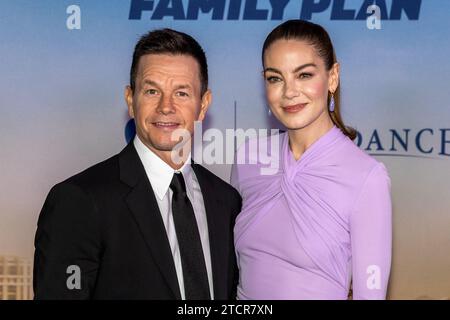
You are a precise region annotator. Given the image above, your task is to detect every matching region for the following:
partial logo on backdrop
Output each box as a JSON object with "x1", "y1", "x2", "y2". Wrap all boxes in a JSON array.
[
  {"x1": 128, "y1": 0, "x2": 422, "y2": 21},
  {"x1": 357, "y1": 128, "x2": 450, "y2": 159}
]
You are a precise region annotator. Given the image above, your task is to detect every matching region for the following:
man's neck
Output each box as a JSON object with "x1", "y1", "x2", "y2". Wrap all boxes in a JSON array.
[{"x1": 138, "y1": 137, "x2": 191, "y2": 170}]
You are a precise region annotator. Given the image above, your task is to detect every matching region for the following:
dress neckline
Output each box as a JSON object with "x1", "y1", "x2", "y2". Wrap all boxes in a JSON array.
[{"x1": 282, "y1": 125, "x2": 344, "y2": 173}]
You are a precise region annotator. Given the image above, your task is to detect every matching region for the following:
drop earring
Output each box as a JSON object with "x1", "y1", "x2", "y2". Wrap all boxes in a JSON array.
[{"x1": 329, "y1": 92, "x2": 335, "y2": 112}]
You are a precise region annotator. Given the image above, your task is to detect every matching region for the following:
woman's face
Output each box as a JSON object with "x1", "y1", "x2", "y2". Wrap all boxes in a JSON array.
[{"x1": 263, "y1": 39, "x2": 339, "y2": 131}]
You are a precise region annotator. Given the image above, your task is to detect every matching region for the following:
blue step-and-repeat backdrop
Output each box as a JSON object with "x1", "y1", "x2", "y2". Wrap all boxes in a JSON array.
[{"x1": 0, "y1": 0, "x2": 449, "y2": 299}]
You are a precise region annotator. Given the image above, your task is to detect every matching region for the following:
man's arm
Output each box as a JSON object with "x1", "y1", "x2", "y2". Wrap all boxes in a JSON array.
[
  {"x1": 228, "y1": 188, "x2": 242, "y2": 300},
  {"x1": 34, "y1": 182, "x2": 102, "y2": 299}
]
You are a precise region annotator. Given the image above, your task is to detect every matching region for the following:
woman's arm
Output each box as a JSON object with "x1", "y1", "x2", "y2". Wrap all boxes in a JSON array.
[{"x1": 349, "y1": 163, "x2": 392, "y2": 300}]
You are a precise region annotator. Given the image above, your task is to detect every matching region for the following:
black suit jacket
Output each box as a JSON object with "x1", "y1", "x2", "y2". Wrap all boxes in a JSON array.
[{"x1": 33, "y1": 142, "x2": 241, "y2": 299}]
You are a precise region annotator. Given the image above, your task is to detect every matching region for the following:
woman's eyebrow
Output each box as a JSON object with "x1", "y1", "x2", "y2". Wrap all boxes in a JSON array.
[
  {"x1": 293, "y1": 63, "x2": 317, "y2": 73},
  {"x1": 263, "y1": 67, "x2": 282, "y2": 74},
  {"x1": 264, "y1": 63, "x2": 317, "y2": 75}
]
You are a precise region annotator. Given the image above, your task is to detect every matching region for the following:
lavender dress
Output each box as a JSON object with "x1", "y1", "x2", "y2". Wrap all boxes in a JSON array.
[{"x1": 231, "y1": 126, "x2": 392, "y2": 300}]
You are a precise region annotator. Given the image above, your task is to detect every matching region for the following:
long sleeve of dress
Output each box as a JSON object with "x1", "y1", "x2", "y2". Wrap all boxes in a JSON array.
[{"x1": 349, "y1": 162, "x2": 392, "y2": 300}]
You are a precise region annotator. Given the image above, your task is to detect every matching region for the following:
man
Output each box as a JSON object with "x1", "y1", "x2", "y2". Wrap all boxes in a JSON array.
[{"x1": 33, "y1": 29, "x2": 241, "y2": 299}]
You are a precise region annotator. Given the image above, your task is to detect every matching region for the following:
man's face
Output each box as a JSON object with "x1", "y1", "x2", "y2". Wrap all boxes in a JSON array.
[{"x1": 126, "y1": 53, "x2": 211, "y2": 159}]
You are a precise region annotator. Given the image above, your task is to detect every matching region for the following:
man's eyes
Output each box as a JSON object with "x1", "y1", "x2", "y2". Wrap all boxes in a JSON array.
[
  {"x1": 176, "y1": 91, "x2": 189, "y2": 97},
  {"x1": 144, "y1": 89, "x2": 189, "y2": 97},
  {"x1": 145, "y1": 89, "x2": 158, "y2": 95}
]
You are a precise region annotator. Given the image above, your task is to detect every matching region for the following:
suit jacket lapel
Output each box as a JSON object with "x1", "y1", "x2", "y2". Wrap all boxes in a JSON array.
[
  {"x1": 119, "y1": 143, "x2": 181, "y2": 299},
  {"x1": 192, "y1": 163, "x2": 229, "y2": 299}
]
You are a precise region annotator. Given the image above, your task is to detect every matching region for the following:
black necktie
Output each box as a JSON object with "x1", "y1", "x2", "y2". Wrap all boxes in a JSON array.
[{"x1": 170, "y1": 172, "x2": 211, "y2": 300}]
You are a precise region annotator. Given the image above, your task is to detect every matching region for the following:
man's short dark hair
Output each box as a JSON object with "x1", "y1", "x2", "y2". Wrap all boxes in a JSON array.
[{"x1": 130, "y1": 28, "x2": 208, "y2": 95}]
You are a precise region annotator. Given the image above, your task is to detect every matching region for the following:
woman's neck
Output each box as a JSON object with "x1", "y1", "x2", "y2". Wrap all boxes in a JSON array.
[{"x1": 288, "y1": 115, "x2": 334, "y2": 161}]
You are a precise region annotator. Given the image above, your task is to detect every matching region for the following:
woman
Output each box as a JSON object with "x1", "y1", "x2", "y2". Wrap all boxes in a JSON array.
[{"x1": 231, "y1": 20, "x2": 392, "y2": 300}]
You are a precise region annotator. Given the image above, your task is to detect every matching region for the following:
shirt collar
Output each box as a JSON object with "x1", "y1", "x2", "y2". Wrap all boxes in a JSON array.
[{"x1": 133, "y1": 135, "x2": 192, "y2": 201}]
